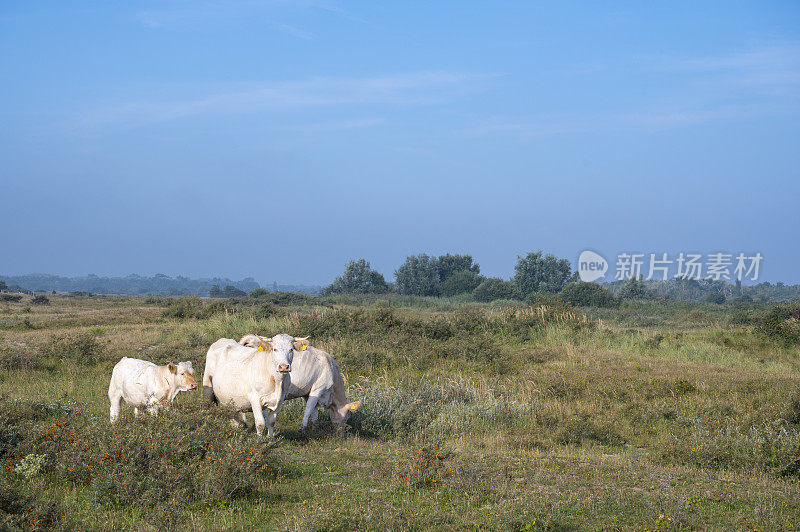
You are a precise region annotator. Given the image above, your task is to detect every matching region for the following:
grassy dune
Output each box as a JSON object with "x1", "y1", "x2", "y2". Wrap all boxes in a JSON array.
[{"x1": 1, "y1": 295, "x2": 799, "y2": 530}]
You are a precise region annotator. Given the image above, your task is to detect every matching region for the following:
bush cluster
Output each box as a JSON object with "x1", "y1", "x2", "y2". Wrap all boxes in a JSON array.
[
  {"x1": 43, "y1": 330, "x2": 106, "y2": 365},
  {"x1": 559, "y1": 282, "x2": 619, "y2": 308},
  {"x1": 756, "y1": 302, "x2": 800, "y2": 344},
  {"x1": 163, "y1": 296, "x2": 227, "y2": 319},
  {"x1": 2, "y1": 399, "x2": 276, "y2": 530},
  {"x1": 664, "y1": 417, "x2": 800, "y2": 478},
  {"x1": 30, "y1": 295, "x2": 50, "y2": 306}
]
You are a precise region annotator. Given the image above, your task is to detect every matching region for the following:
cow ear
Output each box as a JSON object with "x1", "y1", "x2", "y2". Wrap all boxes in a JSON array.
[
  {"x1": 258, "y1": 340, "x2": 272, "y2": 351},
  {"x1": 294, "y1": 337, "x2": 310, "y2": 351},
  {"x1": 347, "y1": 400, "x2": 362, "y2": 412},
  {"x1": 168, "y1": 362, "x2": 177, "y2": 374}
]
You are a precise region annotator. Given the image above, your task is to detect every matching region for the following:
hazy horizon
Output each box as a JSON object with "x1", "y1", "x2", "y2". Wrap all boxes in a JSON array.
[{"x1": 3, "y1": 2, "x2": 799, "y2": 284}]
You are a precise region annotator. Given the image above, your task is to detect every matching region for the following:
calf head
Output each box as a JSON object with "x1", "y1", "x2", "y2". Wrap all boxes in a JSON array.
[
  {"x1": 168, "y1": 361, "x2": 198, "y2": 391},
  {"x1": 330, "y1": 400, "x2": 362, "y2": 428},
  {"x1": 257, "y1": 334, "x2": 309, "y2": 374}
]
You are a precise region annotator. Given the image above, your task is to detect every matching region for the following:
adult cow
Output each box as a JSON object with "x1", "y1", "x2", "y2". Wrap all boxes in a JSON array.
[
  {"x1": 202, "y1": 334, "x2": 302, "y2": 436},
  {"x1": 108, "y1": 358, "x2": 197, "y2": 423},
  {"x1": 239, "y1": 334, "x2": 361, "y2": 432}
]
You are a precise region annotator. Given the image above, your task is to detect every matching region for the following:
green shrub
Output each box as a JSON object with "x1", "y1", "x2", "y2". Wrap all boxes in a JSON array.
[
  {"x1": 16, "y1": 402, "x2": 276, "y2": 529},
  {"x1": 349, "y1": 377, "x2": 531, "y2": 440},
  {"x1": 705, "y1": 292, "x2": 726, "y2": 304},
  {"x1": 163, "y1": 296, "x2": 225, "y2": 319},
  {"x1": 473, "y1": 278, "x2": 516, "y2": 302},
  {"x1": 323, "y1": 259, "x2": 389, "y2": 295},
  {"x1": 44, "y1": 331, "x2": 105, "y2": 365},
  {"x1": 664, "y1": 418, "x2": 800, "y2": 478},
  {"x1": 30, "y1": 295, "x2": 50, "y2": 306},
  {"x1": 617, "y1": 276, "x2": 652, "y2": 300},
  {"x1": 441, "y1": 271, "x2": 484, "y2": 297},
  {"x1": 0, "y1": 345, "x2": 44, "y2": 372},
  {"x1": 559, "y1": 282, "x2": 619, "y2": 307},
  {"x1": 0, "y1": 472, "x2": 74, "y2": 531},
  {"x1": 756, "y1": 302, "x2": 800, "y2": 344},
  {"x1": 0, "y1": 295, "x2": 22, "y2": 303}
]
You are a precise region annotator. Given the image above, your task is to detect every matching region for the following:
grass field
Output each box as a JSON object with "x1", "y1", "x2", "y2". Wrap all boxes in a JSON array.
[{"x1": 1, "y1": 294, "x2": 799, "y2": 531}]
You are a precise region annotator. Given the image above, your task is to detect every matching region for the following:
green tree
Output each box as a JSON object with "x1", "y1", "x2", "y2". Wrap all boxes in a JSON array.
[
  {"x1": 222, "y1": 285, "x2": 246, "y2": 297},
  {"x1": 395, "y1": 254, "x2": 440, "y2": 296},
  {"x1": 473, "y1": 278, "x2": 517, "y2": 302},
  {"x1": 441, "y1": 270, "x2": 485, "y2": 297},
  {"x1": 436, "y1": 254, "x2": 479, "y2": 283},
  {"x1": 617, "y1": 276, "x2": 651, "y2": 300},
  {"x1": 705, "y1": 292, "x2": 726, "y2": 304},
  {"x1": 209, "y1": 284, "x2": 223, "y2": 297},
  {"x1": 560, "y1": 282, "x2": 619, "y2": 307},
  {"x1": 0, "y1": 280, "x2": 7, "y2": 291},
  {"x1": 513, "y1": 250, "x2": 574, "y2": 297},
  {"x1": 323, "y1": 259, "x2": 389, "y2": 295}
]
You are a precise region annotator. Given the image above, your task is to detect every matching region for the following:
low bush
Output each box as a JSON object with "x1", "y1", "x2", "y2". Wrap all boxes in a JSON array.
[
  {"x1": 44, "y1": 331, "x2": 105, "y2": 365},
  {"x1": 473, "y1": 278, "x2": 517, "y2": 302},
  {"x1": 0, "y1": 472, "x2": 74, "y2": 531},
  {"x1": 0, "y1": 345, "x2": 44, "y2": 372},
  {"x1": 664, "y1": 418, "x2": 800, "y2": 477},
  {"x1": 0, "y1": 295, "x2": 23, "y2": 303},
  {"x1": 441, "y1": 271, "x2": 484, "y2": 297},
  {"x1": 350, "y1": 377, "x2": 533, "y2": 440},
  {"x1": 163, "y1": 296, "x2": 226, "y2": 319},
  {"x1": 30, "y1": 295, "x2": 50, "y2": 306},
  {"x1": 2, "y1": 399, "x2": 277, "y2": 530},
  {"x1": 756, "y1": 302, "x2": 800, "y2": 344},
  {"x1": 559, "y1": 282, "x2": 619, "y2": 308},
  {"x1": 250, "y1": 290, "x2": 318, "y2": 306}
]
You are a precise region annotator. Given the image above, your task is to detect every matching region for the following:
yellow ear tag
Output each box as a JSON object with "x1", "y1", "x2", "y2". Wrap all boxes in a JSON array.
[
  {"x1": 257, "y1": 346, "x2": 264, "y2": 351},
  {"x1": 300, "y1": 345, "x2": 307, "y2": 351}
]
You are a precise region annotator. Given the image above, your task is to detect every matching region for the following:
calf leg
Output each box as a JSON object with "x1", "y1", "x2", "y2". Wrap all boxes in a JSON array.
[
  {"x1": 230, "y1": 412, "x2": 248, "y2": 429},
  {"x1": 108, "y1": 388, "x2": 123, "y2": 423}
]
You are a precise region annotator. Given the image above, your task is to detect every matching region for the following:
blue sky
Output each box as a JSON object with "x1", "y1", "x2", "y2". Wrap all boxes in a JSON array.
[{"x1": 1, "y1": 1, "x2": 799, "y2": 285}]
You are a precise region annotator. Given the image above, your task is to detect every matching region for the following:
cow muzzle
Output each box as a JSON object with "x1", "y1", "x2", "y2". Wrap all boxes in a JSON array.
[
  {"x1": 188, "y1": 382, "x2": 198, "y2": 390},
  {"x1": 278, "y1": 364, "x2": 291, "y2": 373}
]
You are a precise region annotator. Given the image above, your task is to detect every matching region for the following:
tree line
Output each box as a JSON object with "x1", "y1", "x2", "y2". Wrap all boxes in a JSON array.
[
  {"x1": 323, "y1": 252, "x2": 580, "y2": 302},
  {"x1": 323, "y1": 253, "x2": 800, "y2": 305}
]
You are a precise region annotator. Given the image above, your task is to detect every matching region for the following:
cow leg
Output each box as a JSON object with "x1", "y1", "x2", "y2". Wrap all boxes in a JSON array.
[
  {"x1": 134, "y1": 407, "x2": 141, "y2": 418},
  {"x1": 263, "y1": 408, "x2": 277, "y2": 437},
  {"x1": 108, "y1": 389, "x2": 123, "y2": 423},
  {"x1": 301, "y1": 395, "x2": 321, "y2": 431},
  {"x1": 230, "y1": 412, "x2": 248, "y2": 429},
  {"x1": 250, "y1": 396, "x2": 266, "y2": 435},
  {"x1": 308, "y1": 406, "x2": 320, "y2": 428}
]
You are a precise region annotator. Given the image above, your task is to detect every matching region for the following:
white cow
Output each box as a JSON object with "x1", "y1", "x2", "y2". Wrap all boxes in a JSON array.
[
  {"x1": 108, "y1": 357, "x2": 197, "y2": 423},
  {"x1": 239, "y1": 334, "x2": 362, "y2": 432},
  {"x1": 202, "y1": 334, "x2": 300, "y2": 436}
]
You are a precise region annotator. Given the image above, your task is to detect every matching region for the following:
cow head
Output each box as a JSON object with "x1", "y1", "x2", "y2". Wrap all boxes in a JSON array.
[
  {"x1": 168, "y1": 361, "x2": 198, "y2": 391},
  {"x1": 257, "y1": 333, "x2": 308, "y2": 374},
  {"x1": 238, "y1": 334, "x2": 268, "y2": 349},
  {"x1": 330, "y1": 400, "x2": 362, "y2": 428}
]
